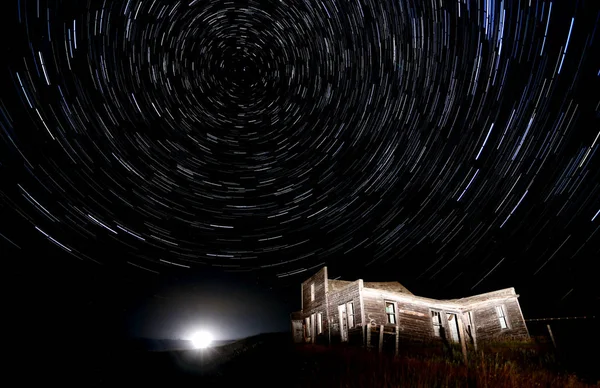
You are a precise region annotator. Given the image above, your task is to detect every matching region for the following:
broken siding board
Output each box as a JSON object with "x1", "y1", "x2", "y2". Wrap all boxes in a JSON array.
[
  {"x1": 398, "y1": 305, "x2": 437, "y2": 341},
  {"x1": 362, "y1": 290, "x2": 436, "y2": 341}
]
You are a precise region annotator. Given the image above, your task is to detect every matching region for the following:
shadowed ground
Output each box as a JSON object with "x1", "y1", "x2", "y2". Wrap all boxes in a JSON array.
[{"x1": 16, "y1": 331, "x2": 598, "y2": 387}]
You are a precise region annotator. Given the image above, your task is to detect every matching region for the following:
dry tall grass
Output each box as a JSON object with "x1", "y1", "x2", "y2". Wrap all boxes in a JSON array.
[{"x1": 286, "y1": 340, "x2": 598, "y2": 388}]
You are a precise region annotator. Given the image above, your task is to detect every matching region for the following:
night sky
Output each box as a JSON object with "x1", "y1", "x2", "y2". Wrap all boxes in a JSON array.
[{"x1": 1, "y1": 0, "x2": 598, "y2": 345}]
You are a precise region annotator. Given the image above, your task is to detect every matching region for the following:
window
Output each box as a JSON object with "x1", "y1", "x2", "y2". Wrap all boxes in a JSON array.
[
  {"x1": 347, "y1": 302, "x2": 355, "y2": 328},
  {"x1": 385, "y1": 301, "x2": 396, "y2": 324},
  {"x1": 310, "y1": 283, "x2": 315, "y2": 301},
  {"x1": 496, "y1": 305, "x2": 508, "y2": 329},
  {"x1": 317, "y1": 312, "x2": 323, "y2": 334},
  {"x1": 431, "y1": 310, "x2": 442, "y2": 336}
]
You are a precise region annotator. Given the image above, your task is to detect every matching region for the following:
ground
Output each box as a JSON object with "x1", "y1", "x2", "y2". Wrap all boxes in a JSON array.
[{"x1": 17, "y1": 332, "x2": 599, "y2": 387}]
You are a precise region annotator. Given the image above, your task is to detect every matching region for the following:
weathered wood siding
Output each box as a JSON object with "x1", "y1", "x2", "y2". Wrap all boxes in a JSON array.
[
  {"x1": 327, "y1": 280, "x2": 362, "y2": 340},
  {"x1": 291, "y1": 320, "x2": 304, "y2": 343},
  {"x1": 362, "y1": 288, "x2": 529, "y2": 344},
  {"x1": 471, "y1": 297, "x2": 529, "y2": 342},
  {"x1": 299, "y1": 267, "x2": 329, "y2": 343},
  {"x1": 302, "y1": 267, "x2": 327, "y2": 313},
  {"x1": 362, "y1": 288, "x2": 437, "y2": 342},
  {"x1": 292, "y1": 267, "x2": 529, "y2": 346},
  {"x1": 396, "y1": 303, "x2": 439, "y2": 342}
]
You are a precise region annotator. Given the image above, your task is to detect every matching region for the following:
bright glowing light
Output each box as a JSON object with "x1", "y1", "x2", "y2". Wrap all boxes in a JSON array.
[{"x1": 190, "y1": 331, "x2": 213, "y2": 349}]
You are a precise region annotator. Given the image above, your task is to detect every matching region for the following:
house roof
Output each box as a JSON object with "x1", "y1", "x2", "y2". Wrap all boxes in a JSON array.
[
  {"x1": 363, "y1": 281, "x2": 413, "y2": 295},
  {"x1": 444, "y1": 288, "x2": 517, "y2": 306},
  {"x1": 321, "y1": 267, "x2": 515, "y2": 308},
  {"x1": 361, "y1": 285, "x2": 517, "y2": 309},
  {"x1": 328, "y1": 279, "x2": 413, "y2": 295},
  {"x1": 328, "y1": 279, "x2": 353, "y2": 292}
]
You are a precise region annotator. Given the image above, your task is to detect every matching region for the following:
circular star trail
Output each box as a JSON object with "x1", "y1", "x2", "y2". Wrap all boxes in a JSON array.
[{"x1": 1, "y1": 0, "x2": 598, "y2": 299}]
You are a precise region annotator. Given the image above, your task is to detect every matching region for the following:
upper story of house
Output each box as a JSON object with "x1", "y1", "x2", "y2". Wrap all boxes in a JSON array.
[
  {"x1": 296, "y1": 266, "x2": 528, "y2": 343},
  {"x1": 299, "y1": 266, "x2": 521, "y2": 314}
]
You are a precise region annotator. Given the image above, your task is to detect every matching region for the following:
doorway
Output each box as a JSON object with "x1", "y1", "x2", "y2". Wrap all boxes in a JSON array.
[{"x1": 304, "y1": 317, "x2": 311, "y2": 341}]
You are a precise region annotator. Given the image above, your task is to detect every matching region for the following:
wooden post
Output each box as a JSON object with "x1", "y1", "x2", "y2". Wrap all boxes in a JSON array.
[
  {"x1": 395, "y1": 325, "x2": 399, "y2": 357},
  {"x1": 362, "y1": 324, "x2": 366, "y2": 347},
  {"x1": 458, "y1": 316, "x2": 468, "y2": 364},
  {"x1": 547, "y1": 324, "x2": 557, "y2": 348},
  {"x1": 379, "y1": 325, "x2": 384, "y2": 353},
  {"x1": 366, "y1": 323, "x2": 371, "y2": 348}
]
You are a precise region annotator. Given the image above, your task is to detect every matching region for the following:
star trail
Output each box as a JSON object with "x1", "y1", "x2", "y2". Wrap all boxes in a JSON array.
[{"x1": 1, "y1": 0, "x2": 598, "y2": 308}]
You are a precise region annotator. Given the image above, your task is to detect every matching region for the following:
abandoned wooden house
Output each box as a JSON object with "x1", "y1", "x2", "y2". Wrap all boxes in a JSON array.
[{"x1": 290, "y1": 267, "x2": 529, "y2": 353}]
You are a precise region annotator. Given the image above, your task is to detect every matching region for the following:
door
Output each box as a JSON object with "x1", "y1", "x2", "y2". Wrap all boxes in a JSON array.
[
  {"x1": 447, "y1": 313, "x2": 460, "y2": 343},
  {"x1": 338, "y1": 304, "x2": 348, "y2": 342},
  {"x1": 291, "y1": 320, "x2": 304, "y2": 343}
]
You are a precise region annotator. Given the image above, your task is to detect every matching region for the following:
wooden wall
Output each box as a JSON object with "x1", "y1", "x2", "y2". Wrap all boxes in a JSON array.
[
  {"x1": 362, "y1": 288, "x2": 437, "y2": 342},
  {"x1": 298, "y1": 267, "x2": 328, "y2": 343},
  {"x1": 294, "y1": 268, "x2": 528, "y2": 346},
  {"x1": 301, "y1": 267, "x2": 327, "y2": 313},
  {"x1": 327, "y1": 280, "x2": 362, "y2": 338},
  {"x1": 361, "y1": 288, "x2": 529, "y2": 345},
  {"x1": 472, "y1": 297, "x2": 529, "y2": 342},
  {"x1": 296, "y1": 270, "x2": 364, "y2": 344}
]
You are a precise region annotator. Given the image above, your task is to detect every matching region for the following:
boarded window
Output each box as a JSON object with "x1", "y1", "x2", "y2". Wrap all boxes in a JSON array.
[
  {"x1": 347, "y1": 302, "x2": 355, "y2": 328},
  {"x1": 385, "y1": 301, "x2": 396, "y2": 324},
  {"x1": 310, "y1": 283, "x2": 315, "y2": 301},
  {"x1": 431, "y1": 310, "x2": 442, "y2": 336},
  {"x1": 496, "y1": 305, "x2": 508, "y2": 329},
  {"x1": 317, "y1": 312, "x2": 323, "y2": 334}
]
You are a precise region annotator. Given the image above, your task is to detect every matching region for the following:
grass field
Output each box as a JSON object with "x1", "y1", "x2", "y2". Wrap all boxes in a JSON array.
[
  {"x1": 23, "y1": 329, "x2": 598, "y2": 387},
  {"x1": 62, "y1": 331, "x2": 595, "y2": 387}
]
